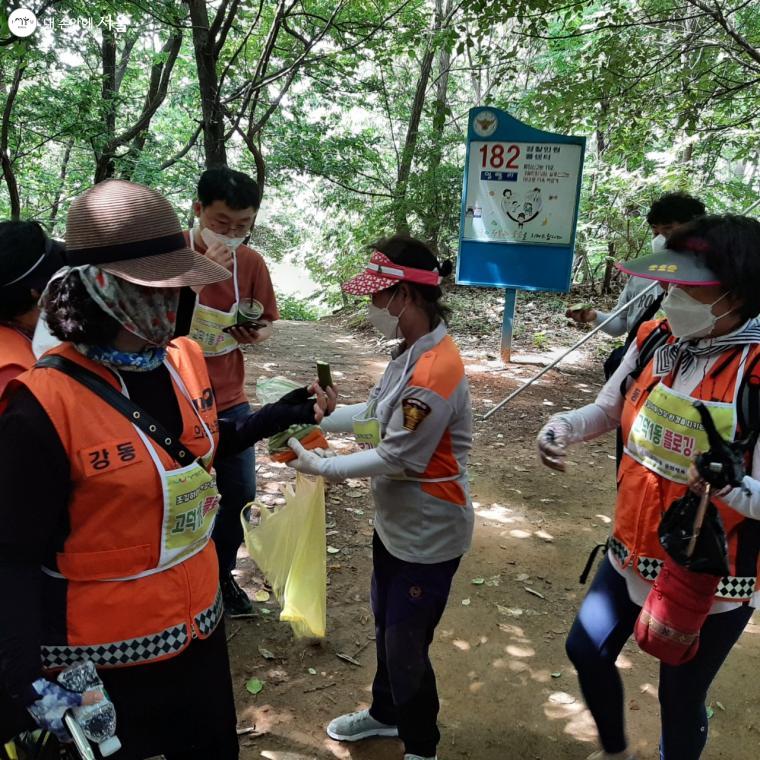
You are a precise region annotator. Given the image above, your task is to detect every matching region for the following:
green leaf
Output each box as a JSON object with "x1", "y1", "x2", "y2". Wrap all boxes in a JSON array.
[{"x1": 245, "y1": 678, "x2": 264, "y2": 695}]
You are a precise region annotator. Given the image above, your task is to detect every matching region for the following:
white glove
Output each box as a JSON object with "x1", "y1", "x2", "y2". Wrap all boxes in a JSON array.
[
  {"x1": 286, "y1": 438, "x2": 331, "y2": 478},
  {"x1": 536, "y1": 415, "x2": 572, "y2": 472},
  {"x1": 287, "y1": 438, "x2": 402, "y2": 483}
]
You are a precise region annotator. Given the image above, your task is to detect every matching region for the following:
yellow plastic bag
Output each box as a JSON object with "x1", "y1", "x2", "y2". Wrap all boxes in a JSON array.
[{"x1": 241, "y1": 474, "x2": 326, "y2": 638}]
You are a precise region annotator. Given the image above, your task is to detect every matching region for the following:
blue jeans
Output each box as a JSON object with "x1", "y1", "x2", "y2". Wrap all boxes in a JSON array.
[
  {"x1": 566, "y1": 556, "x2": 753, "y2": 759},
  {"x1": 212, "y1": 403, "x2": 256, "y2": 576}
]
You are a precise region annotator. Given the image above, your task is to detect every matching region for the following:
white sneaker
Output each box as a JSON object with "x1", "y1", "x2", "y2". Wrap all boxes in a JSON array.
[
  {"x1": 586, "y1": 751, "x2": 637, "y2": 760},
  {"x1": 326, "y1": 708, "x2": 399, "y2": 741},
  {"x1": 404, "y1": 755, "x2": 437, "y2": 760}
]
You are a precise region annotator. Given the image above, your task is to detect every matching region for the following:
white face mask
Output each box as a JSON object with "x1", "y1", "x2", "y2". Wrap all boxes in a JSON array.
[
  {"x1": 31, "y1": 310, "x2": 61, "y2": 359},
  {"x1": 200, "y1": 226, "x2": 246, "y2": 251},
  {"x1": 367, "y1": 292, "x2": 405, "y2": 340},
  {"x1": 651, "y1": 234, "x2": 667, "y2": 253},
  {"x1": 662, "y1": 286, "x2": 733, "y2": 340}
]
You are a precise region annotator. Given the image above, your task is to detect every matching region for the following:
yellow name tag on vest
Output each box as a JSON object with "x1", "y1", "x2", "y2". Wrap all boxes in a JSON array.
[
  {"x1": 627, "y1": 382, "x2": 736, "y2": 484},
  {"x1": 188, "y1": 303, "x2": 239, "y2": 356},
  {"x1": 162, "y1": 460, "x2": 220, "y2": 565}
]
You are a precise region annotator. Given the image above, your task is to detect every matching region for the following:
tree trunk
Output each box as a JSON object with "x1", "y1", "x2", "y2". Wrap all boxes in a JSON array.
[
  {"x1": 422, "y1": 0, "x2": 453, "y2": 250},
  {"x1": 186, "y1": 0, "x2": 227, "y2": 167},
  {"x1": 94, "y1": 27, "x2": 118, "y2": 183},
  {"x1": 49, "y1": 139, "x2": 74, "y2": 232},
  {"x1": 1, "y1": 60, "x2": 25, "y2": 219},
  {"x1": 602, "y1": 242, "x2": 615, "y2": 294},
  {"x1": 394, "y1": 7, "x2": 443, "y2": 234}
]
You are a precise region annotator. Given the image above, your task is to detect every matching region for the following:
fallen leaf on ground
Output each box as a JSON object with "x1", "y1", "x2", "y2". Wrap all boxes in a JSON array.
[
  {"x1": 245, "y1": 678, "x2": 264, "y2": 695},
  {"x1": 253, "y1": 590, "x2": 270, "y2": 603}
]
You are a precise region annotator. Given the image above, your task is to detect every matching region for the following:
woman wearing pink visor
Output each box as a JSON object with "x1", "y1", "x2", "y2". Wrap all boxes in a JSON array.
[
  {"x1": 288, "y1": 236, "x2": 474, "y2": 760},
  {"x1": 536, "y1": 214, "x2": 760, "y2": 760}
]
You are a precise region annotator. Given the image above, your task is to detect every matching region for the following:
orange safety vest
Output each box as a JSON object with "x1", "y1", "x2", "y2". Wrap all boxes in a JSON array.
[
  {"x1": 10, "y1": 338, "x2": 223, "y2": 669},
  {"x1": 0, "y1": 323, "x2": 35, "y2": 389},
  {"x1": 613, "y1": 320, "x2": 760, "y2": 602}
]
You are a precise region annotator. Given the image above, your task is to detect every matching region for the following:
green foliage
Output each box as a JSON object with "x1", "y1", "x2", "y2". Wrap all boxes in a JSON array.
[
  {"x1": 276, "y1": 294, "x2": 320, "y2": 322},
  {"x1": 0, "y1": 0, "x2": 757, "y2": 299}
]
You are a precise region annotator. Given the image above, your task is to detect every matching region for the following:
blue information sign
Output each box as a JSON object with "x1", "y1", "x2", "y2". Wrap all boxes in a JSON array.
[{"x1": 457, "y1": 108, "x2": 586, "y2": 293}]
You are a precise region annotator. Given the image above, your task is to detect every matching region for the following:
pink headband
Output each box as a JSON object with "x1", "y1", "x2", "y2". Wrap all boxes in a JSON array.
[{"x1": 365, "y1": 251, "x2": 441, "y2": 287}]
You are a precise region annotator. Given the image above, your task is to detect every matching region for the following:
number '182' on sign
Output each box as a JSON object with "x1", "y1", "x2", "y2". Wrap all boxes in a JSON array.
[{"x1": 463, "y1": 140, "x2": 583, "y2": 247}]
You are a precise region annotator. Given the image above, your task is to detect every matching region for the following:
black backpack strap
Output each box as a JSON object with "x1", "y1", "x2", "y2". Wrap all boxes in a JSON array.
[
  {"x1": 738, "y1": 350, "x2": 760, "y2": 439},
  {"x1": 623, "y1": 291, "x2": 664, "y2": 350},
  {"x1": 619, "y1": 320, "x2": 672, "y2": 398},
  {"x1": 36, "y1": 355, "x2": 196, "y2": 465}
]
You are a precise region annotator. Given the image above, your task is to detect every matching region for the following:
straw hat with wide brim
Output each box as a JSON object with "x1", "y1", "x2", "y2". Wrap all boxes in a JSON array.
[{"x1": 65, "y1": 179, "x2": 230, "y2": 287}]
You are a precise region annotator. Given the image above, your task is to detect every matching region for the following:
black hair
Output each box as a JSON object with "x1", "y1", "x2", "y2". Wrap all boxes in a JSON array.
[
  {"x1": 0, "y1": 221, "x2": 65, "y2": 322},
  {"x1": 43, "y1": 273, "x2": 122, "y2": 345},
  {"x1": 197, "y1": 166, "x2": 261, "y2": 211},
  {"x1": 371, "y1": 235, "x2": 453, "y2": 326},
  {"x1": 646, "y1": 192, "x2": 706, "y2": 226},
  {"x1": 667, "y1": 214, "x2": 760, "y2": 320}
]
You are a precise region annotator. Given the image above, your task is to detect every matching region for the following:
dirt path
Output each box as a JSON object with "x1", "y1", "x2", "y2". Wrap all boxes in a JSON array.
[{"x1": 228, "y1": 320, "x2": 760, "y2": 760}]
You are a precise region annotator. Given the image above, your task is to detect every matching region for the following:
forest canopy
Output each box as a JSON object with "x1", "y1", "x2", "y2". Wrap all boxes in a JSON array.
[{"x1": 1, "y1": 0, "x2": 758, "y2": 303}]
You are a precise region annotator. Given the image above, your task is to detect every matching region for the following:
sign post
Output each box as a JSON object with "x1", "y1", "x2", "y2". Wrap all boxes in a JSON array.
[
  {"x1": 501, "y1": 288, "x2": 517, "y2": 362},
  {"x1": 457, "y1": 108, "x2": 586, "y2": 361}
]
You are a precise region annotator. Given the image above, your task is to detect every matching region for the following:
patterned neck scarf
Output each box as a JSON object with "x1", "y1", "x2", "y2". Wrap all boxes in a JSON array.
[
  {"x1": 75, "y1": 343, "x2": 167, "y2": 372},
  {"x1": 653, "y1": 317, "x2": 760, "y2": 377}
]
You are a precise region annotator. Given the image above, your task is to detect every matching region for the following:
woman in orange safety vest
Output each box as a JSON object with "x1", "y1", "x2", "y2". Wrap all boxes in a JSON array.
[
  {"x1": 537, "y1": 214, "x2": 760, "y2": 760},
  {"x1": 0, "y1": 180, "x2": 332, "y2": 759}
]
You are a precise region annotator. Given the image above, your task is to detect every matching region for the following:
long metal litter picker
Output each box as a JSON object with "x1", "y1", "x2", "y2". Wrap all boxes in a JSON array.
[{"x1": 482, "y1": 281, "x2": 659, "y2": 420}]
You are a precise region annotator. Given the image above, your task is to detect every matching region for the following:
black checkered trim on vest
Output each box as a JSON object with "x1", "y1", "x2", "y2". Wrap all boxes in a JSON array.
[
  {"x1": 42, "y1": 624, "x2": 188, "y2": 669},
  {"x1": 716, "y1": 576, "x2": 756, "y2": 600},
  {"x1": 609, "y1": 536, "x2": 629, "y2": 565},
  {"x1": 195, "y1": 587, "x2": 224, "y2": 636},
  {"x1": 41, "y1": 589, "x2": 224, "y2": 669},
  {"x1": 637, "y1": 556, "x2": 664, "y2": 581},
  {"x1": 634, "y1": 554, "x2": 756, "y2": 601}
]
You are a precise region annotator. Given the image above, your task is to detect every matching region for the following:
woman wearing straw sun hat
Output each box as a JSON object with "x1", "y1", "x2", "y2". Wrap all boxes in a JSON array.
[
  {"x1": 287, "y1": 235, "x2": 473, "y2": 760},
  {"x1": 537, "y1": 214, "x2": 760, "y2": 760},
  {"x1": 0, "y1": 180, "x2": 332, "y2": 758}
]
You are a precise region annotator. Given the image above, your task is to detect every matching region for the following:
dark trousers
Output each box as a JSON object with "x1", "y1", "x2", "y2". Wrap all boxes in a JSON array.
[
  {"x1": 213, "y1": 402, "x2": 257, "y2": 576},
  {"x1": 368, "y1": 532, "x2": 460, "y2": 758},
  {"x1": 566, "y1": 556, "x2": 753, "y2": 759},
  {"x1": 0, "y1": 620, "x2": 239, "y2": 759}
]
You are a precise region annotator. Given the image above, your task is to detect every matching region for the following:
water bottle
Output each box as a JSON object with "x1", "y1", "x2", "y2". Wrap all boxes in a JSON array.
[{"x1": 57, "y1": 660, "x2": 122, "y2": 757}]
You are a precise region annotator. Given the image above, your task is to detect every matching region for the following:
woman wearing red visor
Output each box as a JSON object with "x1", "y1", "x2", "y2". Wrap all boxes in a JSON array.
[
  {"x1": 536, "y1": 215, "x2": 760, "y2": 760},
  {"x1": 288, "y1": 236, "x2": 474, "y2": 760}
]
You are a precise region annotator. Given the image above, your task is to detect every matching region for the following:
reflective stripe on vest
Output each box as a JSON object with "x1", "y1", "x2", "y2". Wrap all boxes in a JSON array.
[{"x1": 42, "y1": 588, "x2": 223, "y2": 669}]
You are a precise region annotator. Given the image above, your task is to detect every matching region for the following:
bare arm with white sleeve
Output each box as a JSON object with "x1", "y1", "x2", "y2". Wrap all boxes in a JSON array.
[{"x1": 592, "y1": 281, "x2": 633, "y2": 337}]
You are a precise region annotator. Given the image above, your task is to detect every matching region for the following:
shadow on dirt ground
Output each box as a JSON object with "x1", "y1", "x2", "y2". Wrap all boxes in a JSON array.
[{"x1": 226, "y1": 319, "x2": 760, "y2": 760}]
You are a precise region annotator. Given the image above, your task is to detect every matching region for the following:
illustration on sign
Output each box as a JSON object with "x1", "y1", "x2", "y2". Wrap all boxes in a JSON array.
[{"x1": 463, "y1": 134, "x2": 583, "y2": 246}]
